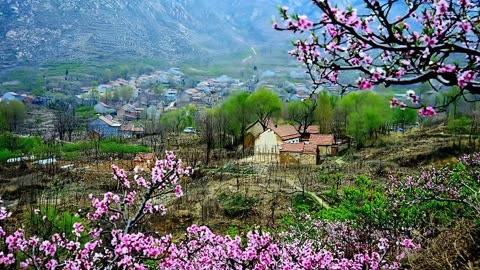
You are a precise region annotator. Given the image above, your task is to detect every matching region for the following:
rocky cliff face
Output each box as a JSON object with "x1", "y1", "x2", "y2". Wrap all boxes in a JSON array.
[{"x1": 0, "y1": 0, "x2": 318, "y2": 71}]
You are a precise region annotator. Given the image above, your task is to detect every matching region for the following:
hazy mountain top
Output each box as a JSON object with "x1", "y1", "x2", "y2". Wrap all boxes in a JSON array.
[{"x1": 0, "y1": 0, "x2": 315, "y2": 71}]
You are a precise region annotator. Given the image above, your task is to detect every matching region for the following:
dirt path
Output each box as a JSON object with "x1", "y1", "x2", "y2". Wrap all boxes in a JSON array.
[{"x1": 284, "y1": 177, "x2": 330, "y2": 209}]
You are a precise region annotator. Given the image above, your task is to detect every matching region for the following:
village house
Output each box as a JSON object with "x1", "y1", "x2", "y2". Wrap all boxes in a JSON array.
[
  {"x1": 309, "y1": 134, "x2": 335, "y2": 156},
  {"x1": 298, "y1": 125, "x2": 321, "y2": 140},
  {"x1": 117, "y1": 103, "x2": 144, "y2": 121},
  {"x1": 96, "y1": 84, "x2": 113, "y2": 96},
  {"x1": 244, "y1": 122, "x2": 265, "y2": 150},
  {"x1": 21, "y1": 94, "x2": 35, "y2": 103},
  {"x1": 86, "y1": 115, "x2": 122, "y2": 137},
  {"x1": 75, "y1": 93, "x2": 96, "y2": 107},
  {"x1": 86, "y1": 116, "x2": 145, "y2": 138},
  {"x1": 246, "y1": 119, "x2": 339, "y2": 164},
  {"x1": 185, "y1": 88, "x2": 198, "y2": 96},
  {"x1": 1, "y1": 92, "x2": 24, "y2": 103},
  {"x1": 168, "y1": 68, "x2": 185, "y2": 77},
  {"x1": 155, "y1": 71, "x2": 171, "y2": 84},
  {"x1": 165, "y1": 89, "x2": 177, "y2": 102},
  {"x1": 279, "y1": 135, "x2": 336, "y2": 165},
  {"x1": 94, "y1": 102, "x2": 116, "y2": 115},
  {"x1": 196, "y1": 81, "x2": 210, "y2": 92},
  {"x1": 279, "y1": 142, "x2": 318, "y2": 165},
  {"x1": 254, "y1": 124, "x2": 301, "y2": 155},
  {"x1": 181, "y1": 88, "x2": 208, "y2": 105}
]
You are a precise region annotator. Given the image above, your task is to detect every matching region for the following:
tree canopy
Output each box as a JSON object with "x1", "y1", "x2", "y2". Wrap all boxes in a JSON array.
[
  {"x1": 314, "y1": 91, "x2": 335, "y2": 134},
  {"x1": 246, "y1": 87, "x2": 282, "y2": 131},
  {"x1": 337, "y1": 91, "x2": 392, "y2": 148},
  {"x1": 287, "y1": 99, "x2": 317, "y2": 134},
  {"x1": 0, "y1": 100, "x2": 27, "y2": 132},
  {"x1": 222, "y1": 92, "x2": 254, "y2": 150}
]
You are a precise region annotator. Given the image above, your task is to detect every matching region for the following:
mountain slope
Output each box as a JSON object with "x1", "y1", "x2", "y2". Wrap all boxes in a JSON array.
[
  {"x1": 1, "y1": 0, "x2": 389, "y2": 73},
  {"x1": 0, "y1": 0, "x2": 304, "y2": 71}
]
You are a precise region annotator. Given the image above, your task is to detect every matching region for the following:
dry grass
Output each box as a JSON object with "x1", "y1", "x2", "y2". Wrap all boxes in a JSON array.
[{"x1": 409, "y1": 220, "x2": 480, "y2": 270}]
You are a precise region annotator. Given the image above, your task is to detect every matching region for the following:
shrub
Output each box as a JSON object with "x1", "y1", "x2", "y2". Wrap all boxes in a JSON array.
[{"x1": 218, "y1": 193, "x2": 258, "y2": 218}]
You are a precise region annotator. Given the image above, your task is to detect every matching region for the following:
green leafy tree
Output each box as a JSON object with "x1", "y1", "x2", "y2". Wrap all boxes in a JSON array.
[
  {"x1": 287, "y1": 99, "x2": 317, "y2": 135},
  {"x1": 0, "y1": 100, "x2": 27, "y2": 132},
  {"x1": 102, "y1": 68, "x2": 113, "y2": 82},
  {"x1": 116, "y1": 86, "x2": 134, "y2": 102},
  {"x1": 102, "y1": 88, "x2": 116, "y2": 103},
  {"x1": 392, "y1": 108, "x2": 417, "y2": 130},
  {"x1": 448, "y1": 116, "x2": 471, "y2": 147},
  {"x1": 337, "y1": 92, "x2": 392, "y2": 148},
  {"x1": 315, "y1": 91, "x2": 334, "y2": 134},
  {"x1": 115, "y1": 65, "x2": 130, "y2": 79},
  {"x1": 153, "y1": 84, "x2": 165, "y2": 96},
  {"x1": 31, "y1": 89, "x2": 46, "y2": 97},
  {"x1": 246, "y1": 88, "x2": 282, "y2": 131},
  {"x1": 160, "y1": 106, "x2": 194, "y2": 133},
  {"x1": 223, "y1": 92, "x2": 254, "y2": 151},
  {"x1": 90, "y1": 88, "x2": 100, "y2": 102},
  {"x1": 0, "y1": 111, "x2": 7, "y2": 133}
]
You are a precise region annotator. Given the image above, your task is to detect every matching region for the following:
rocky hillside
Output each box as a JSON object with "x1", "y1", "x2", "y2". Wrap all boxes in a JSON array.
[{"x1": 0, "y1": 0, "x2": 321, "y2": 72}]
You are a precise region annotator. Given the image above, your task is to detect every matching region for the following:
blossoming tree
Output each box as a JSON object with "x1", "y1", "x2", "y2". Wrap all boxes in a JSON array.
[
  {"x1": 0, "y1": 151, "x2": 417, "y2": 269},
  {"x1": 274, "y1": 0, "x2": 480, "y2": 114},
  {"x1": 388, "y1": 152, "x2": 480, "y2": 218}
]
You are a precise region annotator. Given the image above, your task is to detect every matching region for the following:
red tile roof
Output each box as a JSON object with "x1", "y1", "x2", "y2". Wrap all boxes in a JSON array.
[
  {"x1": 99, "y1": 115, "x2": 115, "y2": 126},
  {"x1": 272, "y1": 125, "x2": 300, "y2": 140},
  {"x1": 280, "y1": 143, "x2": 304, "y2": 153},
  {"x1": 303, "y1": 143, "x2": 318, "y2": 154},
  {"x1": 306, "y1": 125, "x2": 320, "y2": 134},
  {"x1": 280, "y1": 142, "x2": 319, "y2": 155},
  {"x1": 309, "y1": 134, "x2": 334, "y2": 146},
  {"x1": 298, "y1": 125, "x2": 321, "y2": 135}
]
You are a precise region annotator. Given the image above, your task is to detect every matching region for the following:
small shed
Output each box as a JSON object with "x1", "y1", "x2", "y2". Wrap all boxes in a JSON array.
[
  {"x1": 279, "y1": 142, "x2": 319, "y2": 165},
  {"x1": 310, "y1": 134, "x2": 335, "y2": 156},
  {"x1": 301, "y1": 143, "x2": 318, "y2": 165},
  {"x1": 279, "y1": 143, "x2": 303, "y2": 164}
]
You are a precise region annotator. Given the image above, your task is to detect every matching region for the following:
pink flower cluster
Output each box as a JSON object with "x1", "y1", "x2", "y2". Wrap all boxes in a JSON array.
[
  {"x1": 406, "y1": 90, "x2": 419, "y2": 104},
  {"x1": 457, "y1": 70, "x2": 476, "y2": 88},
  {"x1": 275, "y1": 6, "x2": 314, "y2": 32},
  {"x1": 159, "y1": 221, "x2": 415, "y2": 269},
  {"x1": 296, "y1": 15, "x2": 314, "y2": 31},
  {"x1": 358, "y1": 78, "x2": 373, "y2": 90},
  {"x1": 418, "y1": 106, "x2": 436, "y2": 117},
  {"x1": 390, "y1": 98, "x2": 407, "y2": 110}
]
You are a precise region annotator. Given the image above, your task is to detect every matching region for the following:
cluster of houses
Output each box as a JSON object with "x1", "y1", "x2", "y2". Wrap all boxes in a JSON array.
[
  {"x1": 82, "y1": 69, "x2": 247, "y2": 138},
  {"x1": 0, "y1": 91, "x2": 35, "y2": 104},
  {"x1": 246, "y1": 120, "x2": 346, "y2": 165}
]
